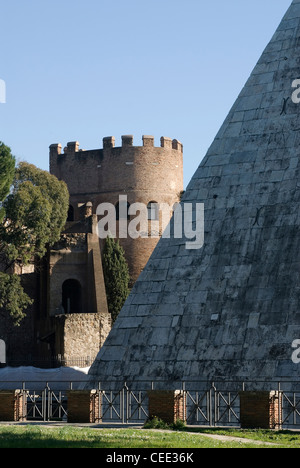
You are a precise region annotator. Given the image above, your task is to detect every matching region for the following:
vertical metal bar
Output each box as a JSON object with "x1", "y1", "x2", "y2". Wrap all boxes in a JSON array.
[
  {"x1": 22, "y1": 383, "x2": 26, "y2": 421},
  {"x1": 59, "y1": 391, "x2": 62, "y2": 420},
  {"x1": 209, "y1": 384, "x2": 213, "y2": 427},
  {"x1": 278, "y1": 382, "x2": 281, "y2": 430},
  {"x1": 126, "y1": 387, "x2": 130, "y2": 423},
  {"x1": 216, "y1": 392, "x2": 219, "y2": 426},
  {"x1": 139, "y1": 391, "x2": 142, "y2": 421},
  {"x1": 206, "y1": 391, "x2": 209, "y2": 425},
  {"x1": 42, "y1": 390, "x2": 45, "y2": 421},
  {"x1": 33, "y1": 391, "x2": 37, "y2": 420},
  {"x1": 46, "y1": 384, "x2": 50, "y2": 422},
  {"x1": 212, "y1": 383, "x2": 217, "y2": 427},
  {"x1": 98, "y1": 389, "x2": 100, "y2": 423},
  {"x1": 122, "y1": 385, "x2": 125, "y2": 424},
  {"x1": 49, "y1": 385, "x2": 51, "y2": 422},
  {"x1": 49, "y1": 390, "x2": 52, "y2": 421},
  {"x1": 98, "y1": 382, "x2": 101, "y2": 423}
]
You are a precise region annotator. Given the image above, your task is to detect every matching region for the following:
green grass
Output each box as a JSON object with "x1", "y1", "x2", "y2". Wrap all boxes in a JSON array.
[
  {"x1": 0, "y1": 425, "x2": 300, "y2": 448},
  {"x1": 190, "y1": 427, "x2": 300, "y2": 447}
]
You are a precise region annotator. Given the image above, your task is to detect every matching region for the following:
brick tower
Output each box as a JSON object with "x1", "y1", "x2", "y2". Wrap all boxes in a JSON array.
[{"x1": 50, "y1": 135, "x2": 184, "y2": 283}]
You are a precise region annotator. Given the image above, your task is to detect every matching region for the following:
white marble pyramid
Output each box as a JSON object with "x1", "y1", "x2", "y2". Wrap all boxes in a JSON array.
[{"x1": 88, "y1": 0, "x2": 300, "y2": 385}]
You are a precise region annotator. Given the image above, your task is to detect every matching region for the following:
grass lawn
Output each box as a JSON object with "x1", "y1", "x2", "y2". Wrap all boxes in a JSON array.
[{"x1": 0, "y1": 425, "x2": 300, "y2": 448}]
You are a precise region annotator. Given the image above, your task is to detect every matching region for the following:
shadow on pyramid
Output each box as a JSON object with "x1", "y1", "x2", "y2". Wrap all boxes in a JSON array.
[{"x1": 88, "y1": 0, "x2": 300, "y2": 386}]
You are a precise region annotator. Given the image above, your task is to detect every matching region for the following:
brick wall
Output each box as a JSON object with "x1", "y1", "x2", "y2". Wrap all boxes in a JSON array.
[
  {"x1": 148, "y1": 390, "x2": 186, "y2": 424},
  {"x1": 50, "y1": 136, "x2": 183, "y2": 284},
  {"x1": 0, "y1": 390, "x2": 26, "y2": 422},
  {"x1": 67, "y1": 390, "x2": 101, "y2": 423},
  {"x1": 239, "y1": 391, "x2": 282, "y2": 429}
]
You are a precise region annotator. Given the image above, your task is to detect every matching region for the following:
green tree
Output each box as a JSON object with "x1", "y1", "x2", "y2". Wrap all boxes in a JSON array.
[
  {"x1": 0, "y1": 161, "x2": 69, "y2": 265},
  {"x1": 0, "y1": 142, "x2": 15, "y2": 221},
  {"x1": 0, "y1": 161, "x2": 69, "y2": 325},
  {"x1": 0, "y1": 273, "x2": 33, "y2": 326},
  {"x1": 102, "y1": 236, "x2": 130, "y2": 323}
]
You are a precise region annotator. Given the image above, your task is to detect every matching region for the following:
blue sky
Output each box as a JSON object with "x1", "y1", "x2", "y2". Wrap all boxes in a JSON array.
[{"x1": 0, "y1": 0, "x2": 292, "y2": 188}]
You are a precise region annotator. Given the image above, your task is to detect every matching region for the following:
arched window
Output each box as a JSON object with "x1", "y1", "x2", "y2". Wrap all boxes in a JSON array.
[
  {"x1": 62, "y1": 279, "x2": 82, "y2": 314},
  {"x1": 116, "y1": 201, "x2": 130, "y2": 221},
  {"x1": 147, "y1": 201, "x2": 159, "y2": 221},
  {"x1": 67, "y1": 205, "x2": 75, "y2": 222}
]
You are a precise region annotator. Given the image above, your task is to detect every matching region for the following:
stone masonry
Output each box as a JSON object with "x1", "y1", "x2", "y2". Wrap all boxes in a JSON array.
[
  {"x1": 35, "y1": 213, "x2": 111, "y2": 366},
  {"x1": 87, "y1": 0, "x2": 300, "y2": 387}
]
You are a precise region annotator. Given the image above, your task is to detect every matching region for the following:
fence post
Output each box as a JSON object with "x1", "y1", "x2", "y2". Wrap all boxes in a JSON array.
[
  {"x1": 0, "y1": 390, "x2": 27, "y2": 422},
  {"x1": 67, "y1": 390, "x2": 101, "y2": 423},
  {"x1": 147, "y1": 390, "x2": 186, "y2": 424},
  {"x1": 239, "y1": 391, "x2": 283, "y2": 429}
]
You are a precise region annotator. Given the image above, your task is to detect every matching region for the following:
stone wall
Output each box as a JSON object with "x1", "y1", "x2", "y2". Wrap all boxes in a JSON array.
[
  {"x1": 60, "y1": 313, "x2": 108, "y2": 366},
  {"x1": 38, "y1": 216, "x2": 111, "y2": 364},
  {"x1": 87, "y1": 1, "x2": 300, "y2": 386}
]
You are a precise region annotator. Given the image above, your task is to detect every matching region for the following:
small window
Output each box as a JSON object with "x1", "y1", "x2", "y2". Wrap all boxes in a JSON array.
[
  {"x1": 147, "y1": 201, "x2": 159, "y2": 221},
  {"x1": 116, "y1": 201, "x2": 130, "y2": 221}
]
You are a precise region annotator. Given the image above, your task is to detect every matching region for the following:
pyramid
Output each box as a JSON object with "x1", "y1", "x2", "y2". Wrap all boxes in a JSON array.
[{"x1": 88, "y1": 0, "x2": 300, "y2": 385}]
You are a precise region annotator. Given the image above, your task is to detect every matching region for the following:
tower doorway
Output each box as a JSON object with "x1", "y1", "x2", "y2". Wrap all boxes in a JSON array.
[{"x1": 62, "y1": 279, "x2": 82, "y2": 314}]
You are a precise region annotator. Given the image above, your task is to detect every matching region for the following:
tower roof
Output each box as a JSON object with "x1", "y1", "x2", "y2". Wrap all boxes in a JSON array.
[{"x1": 88, "y1": 0, "x2": 300, "y2": 385}]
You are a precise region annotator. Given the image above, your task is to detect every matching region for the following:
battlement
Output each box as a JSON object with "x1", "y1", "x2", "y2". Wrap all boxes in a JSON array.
[{"x1": 49, "y1": 135, "x2": 183, "y2": 156}]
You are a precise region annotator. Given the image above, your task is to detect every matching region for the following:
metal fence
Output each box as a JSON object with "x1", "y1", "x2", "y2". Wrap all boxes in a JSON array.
[
  {"x1": 1, "y1": 380, "x2": 300, "y2": 428},
  {"x1": 7, "y1": 355, "x2": 95, "y2": 369}
]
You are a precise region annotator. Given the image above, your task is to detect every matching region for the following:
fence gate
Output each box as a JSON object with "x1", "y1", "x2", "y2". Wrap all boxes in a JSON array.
[
  {"x1": 97, "y1": 385, "x2": 149, "y2": 424},
  {"x1": 3, "y1": 380, "x2": 300, "y2": 427},
  {"x1": 185, "y1": 390, "x2": 211, "y2": 425},
  {"x1": 281, "y1": 391, "x2": 300, "y2": 427},
  {"x1": 25, "y1": 385, "x2": 67, "y2": 422},
  {"x1": 185, "y1": 384, "x2": 240, "y2": 427}
]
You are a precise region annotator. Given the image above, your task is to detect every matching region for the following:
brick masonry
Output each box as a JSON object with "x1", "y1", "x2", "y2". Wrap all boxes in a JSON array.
[
  {"x1": 148, "y1": 390, "x2": 186, "y2": 424},
  {"x1": 50, "y1": 135, "x2": 183, "y2": 284},
  {"x1": 239, "y1": 391, "x2": 282, "y2": 429},
  {"x1": 67, "y1": 390, "x2": 101, "y2": 424},
  {"x1": 0, "y1": 390, "x2": 26, "y2": 422}
]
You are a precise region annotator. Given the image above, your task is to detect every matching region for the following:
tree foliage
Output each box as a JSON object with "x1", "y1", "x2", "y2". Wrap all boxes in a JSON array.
[
  {"x1": 0, "y1": 142, "x2": 15, "y2": 221},
  {"x1": 102, "y1": 236, "x2": 130, "y2": 323},
  {"x1": 0, "y1": 161, "x2": 69, "y2": 324},
  {"x1": 0, "y1": 273, "x2": 33, "y2": 326},
  {"x1": 0, "y1": 162, "x2": 69, "y2": 265}
]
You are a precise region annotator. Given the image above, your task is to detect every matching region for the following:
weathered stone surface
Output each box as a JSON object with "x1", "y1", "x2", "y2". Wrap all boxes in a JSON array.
[{"x1": 88, "y1": 0, "x2": 300, "y2": 387}]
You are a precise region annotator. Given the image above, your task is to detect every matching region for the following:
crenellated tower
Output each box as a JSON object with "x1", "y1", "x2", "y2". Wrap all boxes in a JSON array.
[{"x1": 50, "y1": 135, "x2": 184, "y2": 283}]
